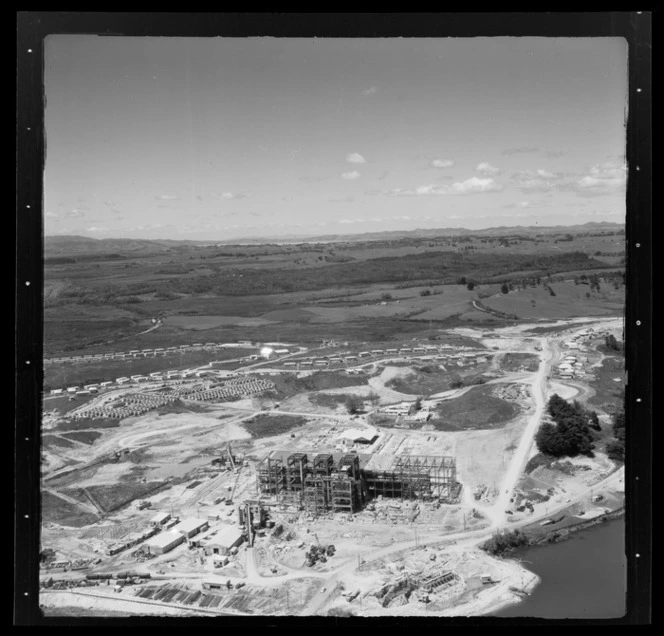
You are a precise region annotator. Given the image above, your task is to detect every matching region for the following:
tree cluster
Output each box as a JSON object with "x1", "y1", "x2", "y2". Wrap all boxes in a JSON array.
[
  {"x1": 535, "y1": 394, "x2": 596, "y2": 457},
  {"x1": 606, "y1": 396, "x2": 625, "y2": 462},
  {"x1": 481, "y1": 530, "x2": 529, "y2": 556},
  {"x1": 605, "y1": 334, "x2": 622, "y2": 351}
]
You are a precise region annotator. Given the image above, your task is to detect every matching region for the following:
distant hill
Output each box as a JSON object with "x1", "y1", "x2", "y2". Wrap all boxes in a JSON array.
[
  {"x1": 45, "y1": 221, "x2": 624, "y2": 253},
  {"x1": 223, "y1": 221, "x2": 625, "y2": 245},
  {"x1": 44, "y1": 235, "x2": 209, "y2": 256}
]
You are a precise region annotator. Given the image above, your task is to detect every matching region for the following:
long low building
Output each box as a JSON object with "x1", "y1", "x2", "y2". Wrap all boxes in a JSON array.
[
  {"x1": 171, "y1": 518, "x2": 209, "y2": 539},
  {"x1": 144, "y1": 531, "x2": 185, "y2": 555}
]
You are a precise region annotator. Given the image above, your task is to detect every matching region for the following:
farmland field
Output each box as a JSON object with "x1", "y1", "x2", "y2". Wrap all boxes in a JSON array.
[{"x1": 430, "y1": 385, "x2": 521, "y2": 431}]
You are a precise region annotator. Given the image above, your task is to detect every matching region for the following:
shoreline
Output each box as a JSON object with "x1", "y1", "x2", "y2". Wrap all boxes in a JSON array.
[{"x1": 526, "y1": 506, "x2": 624, "y2": 547}]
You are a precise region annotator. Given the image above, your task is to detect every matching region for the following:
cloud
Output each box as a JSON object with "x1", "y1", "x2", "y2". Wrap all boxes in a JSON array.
[
  {"x1": 346, "y1": 153, "x2": 366, "y2": 164},
  {"x1": 572, "y1": 161, "x2": 627, "y2": 197},
  {"x1": 476, "y1": 162, "x2": 501, "y2": 175},
  {"x1": 66, "y1": 208, "x2": 86, "y2": 218},
  {"x1": 544, "y1": 150, "x2": 566, "y2": 158},
  {"x1": 155, "y1": 194, "x2": 179, "y2": 201},
  {"x1": 503, "y1": 200, "x2": 545, "y2": 210},
  {"x1": 341, "y1": 171, "x2": 361, "y2": 180},
  {"x1": 361, "y1": 87, "x2": 378, "y2": 96},
  {"x1": 85, "y1": 226, "x2": 109, "y2": 233},
  {"x1": 511, "y1": 162, "x2": 626, "y2": 197},
  {"x1": 431, "y1": 159, "x2": 454, "y2": 168},
  {"x1": 510, "y1": 169, "x2": 566, "y2": 193},
  {"x1": 386, "y1": 177, "x2": 504, "y2": 197},
  {"x1": 501, "y1": 146, "x2": 539, "y2": 156},
  {"x1": 329, "y1": 196, "x2": 355, "y2": 203},
  {"x1": 45, "y1": 211, "x2": 59, "y2": 219},
  {"x1": 211, "y1": 191, "x2": 250, "y2": 200}
]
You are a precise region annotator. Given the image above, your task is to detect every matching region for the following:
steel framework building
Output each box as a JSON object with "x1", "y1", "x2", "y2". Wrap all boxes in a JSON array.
[
  {"x1": 256, "y1": 451, "x2": 458, "y2": 514},
  {"x1": 365, "y1": 455, "x2": 458, "y2": 502}
]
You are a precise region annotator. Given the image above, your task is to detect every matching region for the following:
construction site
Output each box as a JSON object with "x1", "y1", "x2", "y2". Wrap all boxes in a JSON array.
[{"x1": 256, "y1": 451, "x2": 460, "y2": 515}]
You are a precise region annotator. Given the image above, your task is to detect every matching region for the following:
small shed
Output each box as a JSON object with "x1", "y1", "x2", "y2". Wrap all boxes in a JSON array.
[{"x1": 150, "y1": 512, "x2": 172, "y2": 527}]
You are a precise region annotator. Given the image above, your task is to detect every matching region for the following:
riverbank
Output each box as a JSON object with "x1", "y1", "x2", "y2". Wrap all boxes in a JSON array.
[
  {"x1": 492, "y1": 516, "x2": 626, "y2": 618},
  {"x1": 526, "y1": 507, "x2": 624, "y2": 546}
]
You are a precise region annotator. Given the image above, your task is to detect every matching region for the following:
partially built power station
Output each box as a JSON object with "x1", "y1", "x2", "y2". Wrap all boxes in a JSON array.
[{"x1": 256, "y1": 450, "x2": 459, "y2": 514}]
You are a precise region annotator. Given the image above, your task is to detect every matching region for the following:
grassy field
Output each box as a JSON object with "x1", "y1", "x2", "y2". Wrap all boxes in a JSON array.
[
  {"x1": 587, "y1": 357, "x2": 625, "y2": 413},
  {"x1": 44, "y1": 346, "x2": 255, "y2": 390},
  {"x1": 482, "y1": 280, "x2": 624, "y2": 320},
  {"x1": 43, "y1": 228, "x2": 624, "y2": 357},
  {"x1": 64, "y1": 481, "x2": 168, "y2": 514},
  {"x1": 499, "y1": 352, "x2": 540, "y2": 372},
  {"x1": 271, "y1": 371, "x2": 368, "y2": 399},
  {"x1": 430, "y1": 385, "x2": 520, "y2": 431},
  {"x1": 41, "y1": 491, "x2": 98, "y2": 527},
  {"x1": 42, "y1": 434, "x2": 78, "y2": 450},
  {"x1": 243, "y1": 414, "x2": 308, "y2": 438},
  {"x1": 60, "y1": 431, "x2": 103, "y2": 445},
  {"x1": 307, "y1": 392, "x2": 366, "y2": 409},
  {"x1": 385, "y1": 364, "x2": 491, "y2": 396},
  {"x1": 53, "y1": 418, "x2": 121, "y2": 432}
]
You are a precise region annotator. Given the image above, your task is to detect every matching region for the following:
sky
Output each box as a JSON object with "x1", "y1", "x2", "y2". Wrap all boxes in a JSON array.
[{"x1": 43, "y1": 36, "x2": 628, "y2": 240}]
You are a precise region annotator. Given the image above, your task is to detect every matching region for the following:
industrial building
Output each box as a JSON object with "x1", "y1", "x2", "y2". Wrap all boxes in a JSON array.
[
  {"x1": 337, "y1": 427, "x2": 380, "y2": 446},
  {"x1": 144, "y1": 531, "x2": 185, "y2": 555},
  {"x1": 256, "y1": 450, "x2": 459, "y2": 515},
  {"x1": 171, "y1": 518, "x2": 209, "y2": 539},
  {"x1": 198, "y1": 525, "x2": 245, "y2": 556}
]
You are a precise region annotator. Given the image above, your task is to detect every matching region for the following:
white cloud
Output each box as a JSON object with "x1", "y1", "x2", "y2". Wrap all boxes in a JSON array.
[
  {"x1": 431, "y1": 159, "x2": 454, "y2": 168},
  {"x1": 66, "y1": 208, "x2": 86, "y2": 218},
  {"x1": 86, "y1": 226, "x2": 109, "y2": 233},
  {"x1": 451, "y1": 177, "x2": 504, "y2": 194},
  {"x1": 342, "y1": 171, "x2": 361, "y2": 180},
  {"x1": 386, "y1": 177, "x2": 503, "y2": 197},
  {"x1": 511, "y1": 169, "x2": 565, "y2": 193},
  {"x1": 212, "y1": 191, "x2": 250, "y2": 200},
  {"x1": 511, "y1": 162, "x2": 626, "y2": 197},
  {"x1": 361, "y1": 87, "x2": 378, "y2": 96},
  {"x1": 346, "y1": 153, "x2": 366, "y2": 164},
  {"x1": 155, "y1": 194, "x2": 179, "y2": 201},
  {"x1": 574, "y1": 161, "x2": 627, "y2": 196},
  {"x1": 45, "y1": 211, "x2": 59, "y2": 219},
  {"x1": 476, "y1": 162, "x2": 501, "y2": 175}
]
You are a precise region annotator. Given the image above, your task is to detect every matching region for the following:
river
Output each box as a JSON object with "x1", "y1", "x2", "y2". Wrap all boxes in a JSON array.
[{"x1": 493, "y1": 517, "x2": 626, "y2": 618}]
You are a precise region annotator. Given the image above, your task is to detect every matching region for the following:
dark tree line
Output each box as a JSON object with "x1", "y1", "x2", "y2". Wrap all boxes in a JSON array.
[
  {"x1": 606, "y1": 393, "x2": 625, "y2": 462},
  {"x1": 535, "y1": 394, "x2": 599, "y2": 458}
]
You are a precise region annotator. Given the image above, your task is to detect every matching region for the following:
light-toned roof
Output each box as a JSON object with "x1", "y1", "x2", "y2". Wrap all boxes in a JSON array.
[
  {"x1": 150, "y1": 512, "x2": 171, "y2": 523},
  {"x1": 145, "y1": 531, "x2": 184, "y2": 549},
  {"x1": 338, "y1": 427, "x2": 379, "y2": 442},
  {"x1": 172, "y1": 518, "x2": 208, "y2": 535},
  {"x1": 202, "y1": 525, "x2": 244, "y2": 548}
]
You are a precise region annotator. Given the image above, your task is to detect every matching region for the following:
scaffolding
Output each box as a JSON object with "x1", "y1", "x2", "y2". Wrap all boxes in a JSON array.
[
  {"x1": 256, "y1": 452, "x2": 367, "y2": 515},
  {"x1": 256, "y1": 451, "x2": 458, "y2": 513},
  {"x1": 365, "y1": 455, "x2": 457, "y2": 502}
]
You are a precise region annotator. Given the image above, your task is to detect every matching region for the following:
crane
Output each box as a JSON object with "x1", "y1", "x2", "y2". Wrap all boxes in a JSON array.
[{"x1": 226, "y1": 441, "x2": 236, "y2": 471}]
